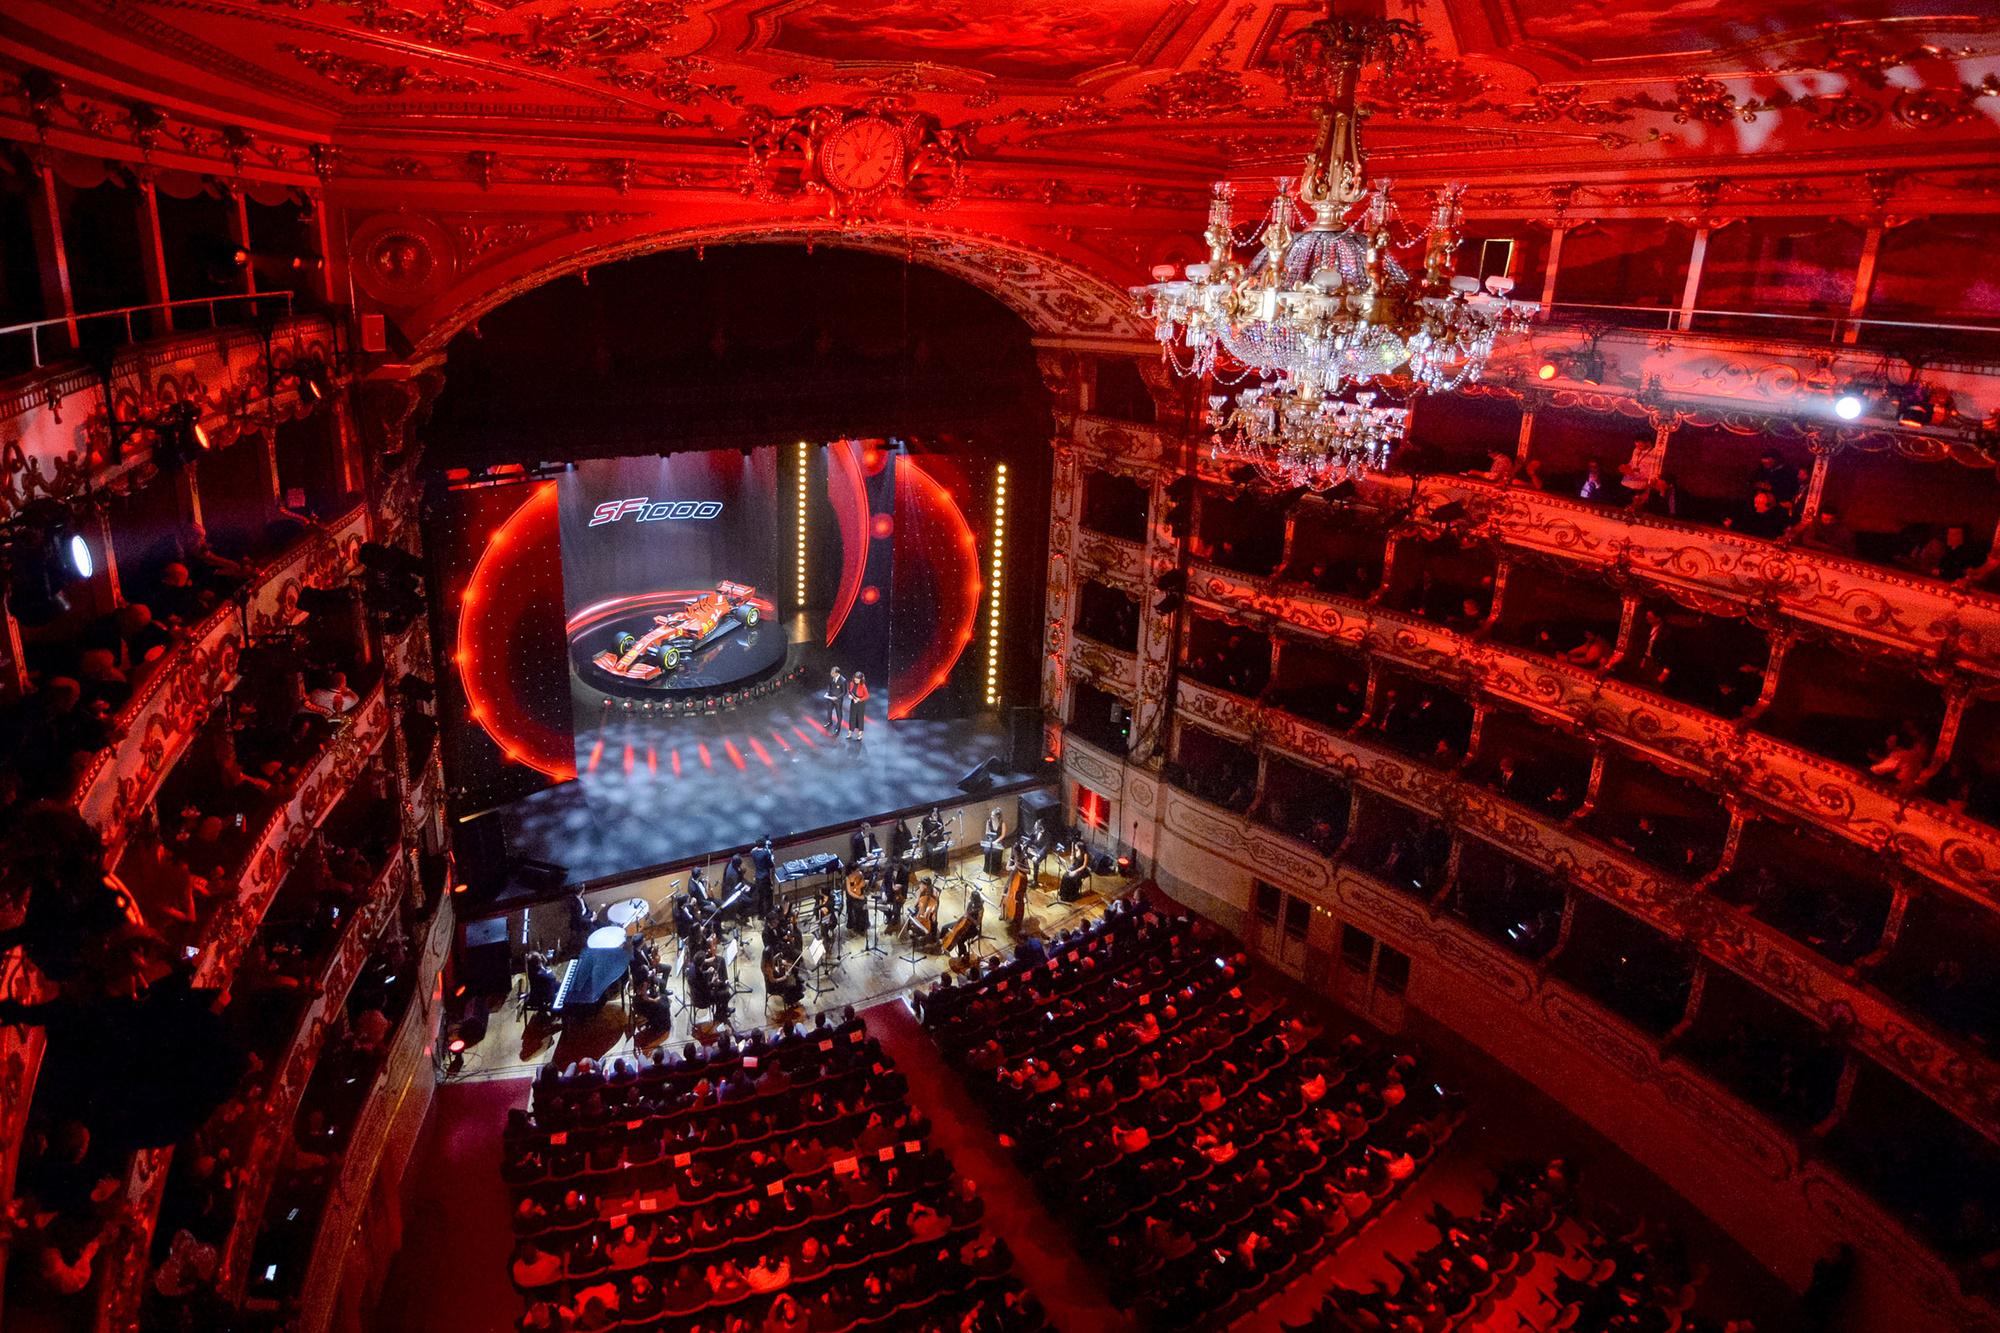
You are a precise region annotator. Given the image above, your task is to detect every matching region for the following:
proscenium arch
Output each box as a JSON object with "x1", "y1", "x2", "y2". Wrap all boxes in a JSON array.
[{"x1": 401, "y1": 218, "x2": 1147, "y2": 363}]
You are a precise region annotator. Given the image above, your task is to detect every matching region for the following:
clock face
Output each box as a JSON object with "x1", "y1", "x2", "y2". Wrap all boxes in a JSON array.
[{"x1": 821, "y1": 117, "x2": 905, "y2": 195}]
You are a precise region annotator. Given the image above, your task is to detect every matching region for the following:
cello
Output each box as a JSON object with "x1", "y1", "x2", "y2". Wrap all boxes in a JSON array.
[{"x1": 907, "y1": 877, "x2": 941, "y2": 947}]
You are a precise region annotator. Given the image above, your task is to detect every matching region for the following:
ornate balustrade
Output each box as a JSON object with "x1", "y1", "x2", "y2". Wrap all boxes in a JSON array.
[
  {"x1": 1172, "y1": 677, "x2": 2000, "y2": 1141},
  {"x1": 2, "y1": 315, "x2": 340, "y2": 497},
  {"x1": 216, "y1": 853, "x2": 411, "y2": 1296},
  {"x1": 1068, "y1": 412, "x2": 2000, "y2": 678},
  {"x1": 1184, "y1": 560, "x2": 2000, "y2": 911},
  {"x1": 69, "y1": 502, "x2": 370, "y2": 855},
  {"x1": 89, "y1": 682, "x2": 392, "y2": 1333},
  {"x1": 1071, "y1": 529, "x2": 1147, "y2": 590},
  {"x1": 1068, "y1": 635, "x2": 1139, "y2": 696},
  {"x1": 289, "y1": 896, "x2": 451, "y2": 1333},
  {"x1": 1405, "y1": 474, "x2": 2000, "y2": 679},
  {"x1": 1071, "y1": 748, "x2": 2000, "y2": 1333}
]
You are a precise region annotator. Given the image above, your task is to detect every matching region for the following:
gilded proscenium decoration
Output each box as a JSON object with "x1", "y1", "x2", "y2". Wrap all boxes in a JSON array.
[{"x1": 739, "y1": 95, "x2": 971, "y2": 219}]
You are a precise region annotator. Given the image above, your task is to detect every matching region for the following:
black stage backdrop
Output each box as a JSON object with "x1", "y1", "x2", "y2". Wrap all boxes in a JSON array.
[
  {"x1": 429, "y1": 478, "x2": 576, "y2": 817},
  {"x1": 556, "y1": 451, "x2": 781, "y2": 610}
]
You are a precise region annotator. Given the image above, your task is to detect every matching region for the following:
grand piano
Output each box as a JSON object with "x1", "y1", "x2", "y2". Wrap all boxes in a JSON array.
[{"x1": 552, "y1": 925, "x2": 631, "y2": 1016}]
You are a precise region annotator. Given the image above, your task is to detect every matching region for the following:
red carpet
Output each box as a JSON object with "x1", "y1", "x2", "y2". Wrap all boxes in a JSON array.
[
  {"x1": 370, "y1": 1077, "x2": 533, "y2": 1333},
  {"x1": 862, "y1": 998, "x2": 1134, "y2": 1333}
]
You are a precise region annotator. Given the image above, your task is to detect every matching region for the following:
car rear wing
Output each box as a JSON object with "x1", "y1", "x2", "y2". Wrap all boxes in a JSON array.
[{"x1": 716, "y1": 580, "x2": 757, "y2": 599}]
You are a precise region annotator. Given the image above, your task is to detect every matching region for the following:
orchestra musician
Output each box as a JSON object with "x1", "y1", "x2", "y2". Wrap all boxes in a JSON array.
[
  {"x1": 881, "y1": 861, "x2": 908, "y2": 931},
  {"x1": 941, "y1": 886, "x2": 985, "y2": 959},
  {"x1": 721, "y1": 852, "x2": 749, "y2": 906},
  {"x1": 1024, "y1": 819, "x2": 1051, "y2": 884},
  {"x1": 849, "y1": 820, "x2": 880, "y2": 868},
  {"x1": 921, "y1": 806, "x2": 949, "y2": 872},
  {"x1": 906, "y1": 876, "x2": 941, "y2": 949},
  {"x1": 761, "y1": 914, "x2": 805, "y2": 1008},
  {"x1": 981, "y1": 808, "x2": 1007, "y2": 877},
  {"x1": 750, "y1": 836, "x2": 776, "y2": 918},
  {"x1": 889, "y1": 816, "x2": 913, "y2": 862},
  {"x1": 1057, "y1": 841, "x2": 1092, "y2": 902},
  {"x1": 845, "y1": 861, "x2": 871, "y2": 932}
]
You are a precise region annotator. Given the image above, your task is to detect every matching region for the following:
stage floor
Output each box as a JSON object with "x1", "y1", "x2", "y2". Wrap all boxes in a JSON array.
[
  {"x1": 446, "y1": 847, "x2": 1130, "y2": 1083},
  {"x1": 496, "y1": 691, "x2": 1020, "y2": 885}
]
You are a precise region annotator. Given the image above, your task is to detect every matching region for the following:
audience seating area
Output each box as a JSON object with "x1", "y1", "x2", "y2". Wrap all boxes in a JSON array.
[
  {"x1": 1286, "y1": 1157, "x2": 1739, "y2": 1333},
  {"x1": 501, "y1": 1013, "x2": 1049, "y2": 1333},
  {"x1": 916, "y1": 899, "x2": 1467, "y2": 1331}
]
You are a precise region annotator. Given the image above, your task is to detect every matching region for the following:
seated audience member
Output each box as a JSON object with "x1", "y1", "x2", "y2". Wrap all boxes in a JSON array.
[
  {"x1": 1724, "y1": 488, "x2": 1790, "y2": 539},
  {"x1": 150, "y1": 563, "x2": 212, "y2": 626},
  {"x1": 88, "y1": 603, "x2": 173, "y2": 673},
  {"x1": 76, "y1": 649, "x2": 132, "y2": 710},
  {"x1": 305, "y1": 670, "x2": 362, "y2": 717},
  {"x1": 1791, "y1": 506, "x2": 1856, "y2": 558}
]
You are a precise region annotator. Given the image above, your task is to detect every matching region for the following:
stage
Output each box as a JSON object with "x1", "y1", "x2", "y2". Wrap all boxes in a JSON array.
[
  {"x1": 445, "y1": 846, "x2": 1133, "y2": 1085},
  {"x1": 490, "y1": 688, "x2": 1028, "y2": 886}
]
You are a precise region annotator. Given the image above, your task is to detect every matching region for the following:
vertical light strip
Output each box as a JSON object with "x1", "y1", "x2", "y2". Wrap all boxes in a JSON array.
[
  {"x1": 795, "y1": 441, "x2": 809, "y2": 608},
  {"x1": 984, "y1": 462, "x2": 1007, "y2": 706}
]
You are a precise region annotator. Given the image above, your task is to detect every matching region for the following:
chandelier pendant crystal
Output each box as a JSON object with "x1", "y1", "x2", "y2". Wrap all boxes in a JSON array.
[{"x1": 1132, "y1": 10, "x2": 1537, "y2": 491}]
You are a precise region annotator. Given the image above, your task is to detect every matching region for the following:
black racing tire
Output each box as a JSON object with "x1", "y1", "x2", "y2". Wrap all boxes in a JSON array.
[
  {"x1": 740, "y1": 604, "x2": 759, "y2": 627},
  {"x1": 661, "y1": 645, "x2": 681, "y2": 669},
  {"x1": 614, "y1": 632, "x2": 637, "y2": 655}
]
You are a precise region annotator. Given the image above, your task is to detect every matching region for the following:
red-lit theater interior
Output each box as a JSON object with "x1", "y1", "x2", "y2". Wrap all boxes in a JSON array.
[{"x1": 2, "y1": 3, "x2": 1998, "y2": 1331}]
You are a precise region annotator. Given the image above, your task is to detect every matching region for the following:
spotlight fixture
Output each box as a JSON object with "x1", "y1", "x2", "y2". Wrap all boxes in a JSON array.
[
  {"x1": 1537, "y1": 362, "x2": 1558, "y2": 381},
  {"x1": 1897, "y1": 388, "x2": 1933, "y2": 428},
  {"x1": 1833, "y1": 394, "x2": 1866, "y2": 421},
  {"x1": 152, "y1": 402, "x2": 211, "y2": 471},
  {"x1": 4, "y1": 499, "x2": 92, "y2": 625}
]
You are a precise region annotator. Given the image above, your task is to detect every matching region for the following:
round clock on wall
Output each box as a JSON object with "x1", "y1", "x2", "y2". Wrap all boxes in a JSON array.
[{"x1": 819, "y1": 116, "x2": 906, "y2": 197}]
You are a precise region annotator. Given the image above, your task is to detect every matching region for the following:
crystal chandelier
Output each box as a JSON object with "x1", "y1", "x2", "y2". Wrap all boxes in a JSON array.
[
  {"x1": 1131, "y1": 11, "x2": 1537, "y2": 488},
  {"x1": 1207, "y1": 385, "x2": 1406, "y2": 491}
]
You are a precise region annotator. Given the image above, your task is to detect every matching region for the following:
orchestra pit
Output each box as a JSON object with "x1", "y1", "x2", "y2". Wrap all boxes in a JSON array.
[{"x1": 4, "y1": 4, "x2": 2000, "y2": 1333}]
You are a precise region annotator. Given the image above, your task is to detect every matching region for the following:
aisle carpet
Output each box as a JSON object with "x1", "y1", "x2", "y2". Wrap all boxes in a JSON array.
[
  {"x1": 861, "y1": 997, "x2": 1135, "y2": 1333},
  {"x1": 370, "y1": 1076, "x2": 533, "y2": 1333}
]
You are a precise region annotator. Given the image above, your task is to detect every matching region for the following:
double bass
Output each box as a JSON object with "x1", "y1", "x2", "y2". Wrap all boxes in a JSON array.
[{"x1": 1001, "y1": 849, "x2": 1028, "y2": 929}]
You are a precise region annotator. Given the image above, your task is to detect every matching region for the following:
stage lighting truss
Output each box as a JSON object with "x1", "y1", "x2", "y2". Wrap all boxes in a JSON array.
[{"x1": 985, "y1": 462, "x2": 1007, "y2": 706}]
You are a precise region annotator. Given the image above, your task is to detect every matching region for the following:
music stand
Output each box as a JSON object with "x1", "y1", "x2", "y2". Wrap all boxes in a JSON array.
[{"x1": 802, "y1": 935, "x2": 833, "y2": 1001}]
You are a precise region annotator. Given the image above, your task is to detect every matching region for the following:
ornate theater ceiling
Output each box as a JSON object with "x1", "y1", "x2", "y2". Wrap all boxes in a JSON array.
[{"x1": 1, "y1": 1, "x2": 1996, "y2": 344}]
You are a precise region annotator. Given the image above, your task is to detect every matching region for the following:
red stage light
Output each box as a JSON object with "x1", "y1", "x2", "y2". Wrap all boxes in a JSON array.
[
  {"x1": 1538, "y1": 362, "x2": 1558, "y2": 380},
  {"x1": 448, "y1": 1037, "x2": 468, "y2": 1053},
  {"x1": 724, "y1": 740, "x2": 747, "y2": 770},
  {"x1": 698, "y1": 742, "x2": 714, "y2": 769},
  {"x1": 871, "y1": 514, "x2": 894, "y2": 538},
  {"x1": 860, "y1": 586, "x2": 880, "y2": 605}
]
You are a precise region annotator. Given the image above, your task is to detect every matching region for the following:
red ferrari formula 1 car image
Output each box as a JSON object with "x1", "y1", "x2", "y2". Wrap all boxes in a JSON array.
[{"x1": 591, "y1": 580, "x2": 762, "y2": 681}]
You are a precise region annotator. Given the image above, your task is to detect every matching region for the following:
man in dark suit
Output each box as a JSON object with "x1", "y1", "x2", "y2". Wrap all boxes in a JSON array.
[
  {"x1": 849, "y1": 821, "x2": 879, "y2": 868},
  {"x1": 750, "y1": 837, "x2": 776, "y2": 917},
  {"x1": 826, "y1": 667, "x2": 847, "y2": 734}
]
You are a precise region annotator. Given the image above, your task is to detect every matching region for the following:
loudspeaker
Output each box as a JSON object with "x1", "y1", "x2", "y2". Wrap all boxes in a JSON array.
[
  {"x1": 460, "y1": 914, "x2": 513, "y2": 996},
  {"x1": 1018, "y1": 788, "x2": 1065, "y2": 845},
  {"x1": 1007, "y1": 705, "x2": 1046, "y2": 772},
  {"x1": 956, "y1": 757, "x2": 1001, "y2": 793},
  {"x1": 458, "y1": 995, "x2": 490, "y2": 1047}
]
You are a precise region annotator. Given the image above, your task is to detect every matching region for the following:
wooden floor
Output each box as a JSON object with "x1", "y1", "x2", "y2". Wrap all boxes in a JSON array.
[{"x1": 448, "y1": 848, "x2": 1130, "y2": 1083}]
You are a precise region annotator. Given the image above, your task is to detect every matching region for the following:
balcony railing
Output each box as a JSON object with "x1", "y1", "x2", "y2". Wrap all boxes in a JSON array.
[
  {"x1": 69, "y1": 502, "x2": 371, "y2": 854},
  {"x1": 0, "y1": 292, "x2": 296, "y2": 371},
  {"x1": 215, "y1": 854, "x2": 410, "y2": 1296},
  {"x1": 1068, "y1": 412, "x2": 2000, "y2": 680},
  {"x1": 1170, "y1": 676, "x2": 2000, "y2": 1140},
  {"x1": 90, "y1": 681, "x2": 393, "y2": 1332},
  {"x1": 1183, "y1": 560, "x2": 2000, "y2": 912}
]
